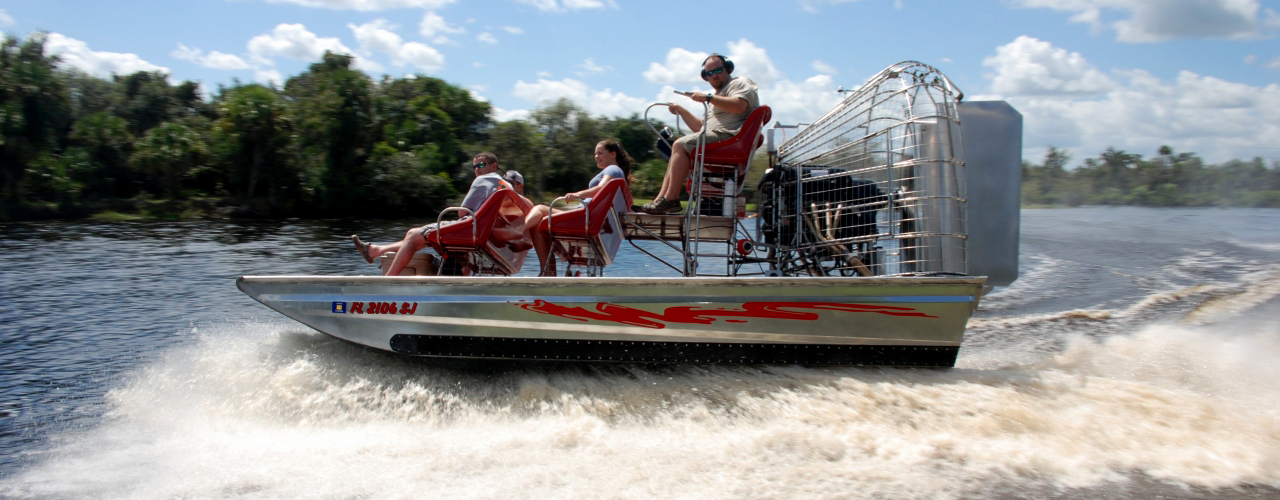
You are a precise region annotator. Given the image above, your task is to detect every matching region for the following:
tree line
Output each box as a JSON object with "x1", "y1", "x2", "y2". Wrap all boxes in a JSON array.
[
  {"x1": 1, "y1": 33, "x2": 668, "y2": 220},
  {"x1": 1022, "y1": 146, "x2": 1280, "y2": 208},
  {"x1": 6, "y1": 32, "x2": 1279, "y2": 221}
]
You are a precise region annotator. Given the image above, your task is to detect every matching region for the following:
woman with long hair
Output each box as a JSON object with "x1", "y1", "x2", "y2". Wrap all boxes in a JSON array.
[{"x1": 524, "y1": 139, "x2": 634, "y2": 276}]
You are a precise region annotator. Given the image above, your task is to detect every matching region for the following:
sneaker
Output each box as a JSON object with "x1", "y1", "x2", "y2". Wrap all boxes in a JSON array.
[{"x1": 640, "y1": 197, "x2": 683, "y2": 215}]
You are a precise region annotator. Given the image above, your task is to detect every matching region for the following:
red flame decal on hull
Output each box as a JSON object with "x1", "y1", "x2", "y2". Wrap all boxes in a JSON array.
[{"x1": 513, "y1": 300, "x2": 937, "y2": 329}]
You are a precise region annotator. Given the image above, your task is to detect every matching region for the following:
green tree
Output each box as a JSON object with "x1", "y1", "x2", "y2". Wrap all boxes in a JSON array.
[
  {"x1": 0, "y1": 33, "x2": 72, "y2": 205},
  {"x1": 374, "y1": 75, "x2": 490, "y2": 164},
  {"x1": 600, "y1": 114, "x2": 663, "y2": 163},
  {"x1": 284, "y1": 52, "x2": 374, "y2": 212},
  {"x1": 130, "y1": 120, "x2": 210, "y2": 198},
  {"x1": 62, "y1": 69, "x2": 117, "y2": 126},
  {"x1": 485, "y1": 119, "x2": 542, "y2": 195},
  {"x1": 213, "y1": 84, "x2": 292, "y2": 205},
  {"x1": 20, "y1": 150, "x2": 87, "y2": 204},
  {"x1": 529, "y1": 98, "x2": 600, "y2": 196},
  {"x1": 113, "y1": 71, "x2": 176, "y2": 137},
  {"x1": 366, "y1": 142, "x2": 458, "y2": 215},
  {"x1": 70, "y1": 111, "x2": 134, "y2": 198}
]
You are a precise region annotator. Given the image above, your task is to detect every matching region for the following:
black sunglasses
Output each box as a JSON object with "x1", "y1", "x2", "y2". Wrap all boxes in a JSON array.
[
  {"x1": 473, "y1": 162, "x2": 487, "y2": 169},
  {"x1": 702, "y1": 66, "x2": 725, "y2": 77}
]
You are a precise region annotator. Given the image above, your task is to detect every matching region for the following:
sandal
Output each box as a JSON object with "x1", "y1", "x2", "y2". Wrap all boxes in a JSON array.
[{"x1": 351, "y1": 235, "x2": 375, "y2": 264}]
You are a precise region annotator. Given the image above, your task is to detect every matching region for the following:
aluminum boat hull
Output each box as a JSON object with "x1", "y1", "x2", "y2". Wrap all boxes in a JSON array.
[{"x1": 237, "y1": 275, "x2": 985, "y2": 366}]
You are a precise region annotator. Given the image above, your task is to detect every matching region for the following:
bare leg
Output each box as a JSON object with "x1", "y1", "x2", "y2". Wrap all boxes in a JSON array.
[
  {"x1": 365, "y1": 239, "x2": 404, "y2": 259},
  {"x1": 659, "y1": 146, "x2": 692, "y2": 200},
  {"x1": 383, "y1": 227, "x2": 427, "y2": 276},
  {"x1": 531, "y1": 228, "x2": 557, "y2": 276},
  {"x1": 522, "y1": 205, "x2": 557, "y2": 275}
]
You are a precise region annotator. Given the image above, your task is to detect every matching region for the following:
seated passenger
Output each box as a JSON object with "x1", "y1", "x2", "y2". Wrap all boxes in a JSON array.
[
  {"x1": 504, "y1": 170, "x2": 530, "y2": 203},
  {"x1": 525, "y1": 140, "x2": 634, "y2": 276},
  {"x1": 351, "y1": 152, "x2": 525, "y2": 276},
  {"x1": 637, "y1": 53, "x2": 759, "y2": 214}
]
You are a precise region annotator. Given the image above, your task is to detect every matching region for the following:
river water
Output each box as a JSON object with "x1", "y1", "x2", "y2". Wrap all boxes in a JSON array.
[{"x1": 1, "y1": 207, "x2": 1278, "y2": 498}]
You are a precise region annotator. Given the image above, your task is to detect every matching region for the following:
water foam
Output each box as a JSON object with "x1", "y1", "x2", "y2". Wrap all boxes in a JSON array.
[
  {"x1": 4, "y1": 318, "x2": 1279, "y2": 499},
  {"x1": 1183, "y1": 270, "x2": 1280, "y2": 325},
  {"x1": 978, "y1": 254, "x2": 1068, "y2": 312}
]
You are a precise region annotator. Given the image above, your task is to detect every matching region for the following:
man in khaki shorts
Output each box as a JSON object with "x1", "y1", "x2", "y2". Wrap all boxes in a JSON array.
[{"x1": 637, "y1": 53, "x2": 759, "y2": 214}]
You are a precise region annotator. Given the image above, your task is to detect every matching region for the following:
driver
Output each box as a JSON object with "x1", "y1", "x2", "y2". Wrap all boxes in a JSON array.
[{"x1": 637, "y1": 53, "x2": 759, "y2": 214}]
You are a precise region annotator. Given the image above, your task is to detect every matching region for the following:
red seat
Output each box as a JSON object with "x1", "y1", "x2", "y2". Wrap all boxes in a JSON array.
[
  {"x1": 540, "y1": 178, "x2": 633, "y2": 269},
  {"x1": 685, "y1": 105, "x2": 771, "y2": 217},
  {"x1": 694, "y1": 105, "x2": 772, "y2": 176},
  {"x1": 425, "y1": 189, "x2": 533, "y2": 275}
]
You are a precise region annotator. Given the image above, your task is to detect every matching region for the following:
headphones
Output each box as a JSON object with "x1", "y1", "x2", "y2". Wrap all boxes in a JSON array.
[{"x1": 700, "y1": 53, "x2": 734, "y2": 81}]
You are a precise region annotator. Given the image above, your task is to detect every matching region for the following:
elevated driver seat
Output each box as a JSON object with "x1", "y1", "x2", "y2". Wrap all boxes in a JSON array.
[{"x1": 686, "y1": 105, "x2": 771, "y2": 217}]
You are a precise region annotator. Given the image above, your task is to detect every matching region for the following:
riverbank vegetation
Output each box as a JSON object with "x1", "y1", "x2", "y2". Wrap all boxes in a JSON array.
[
  {"x1": 4, "y1": 33, "x2": 1278, "y2": 222},
  {"x1": 1, "y1": 33, "x2": 667, "y2": 221},
  {"x1": 1022, "y1": 146, "x2": 1280, "y2": 208}
]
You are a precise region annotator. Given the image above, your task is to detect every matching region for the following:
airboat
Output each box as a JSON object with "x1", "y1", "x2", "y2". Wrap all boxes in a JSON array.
[{"x1": 237, "y1": 61, "x2": 1022, "y2": 367}]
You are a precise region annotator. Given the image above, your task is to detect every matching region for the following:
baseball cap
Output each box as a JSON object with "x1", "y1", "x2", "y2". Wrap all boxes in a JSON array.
[{"x1": 504, "y1": 170, "x2": 524, "y2": 184}]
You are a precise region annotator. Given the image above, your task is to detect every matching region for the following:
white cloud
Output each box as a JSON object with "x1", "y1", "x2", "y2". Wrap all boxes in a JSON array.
[
  {"x1": 349, "y1": 19, "x2": 444, "y2": 72},
  {"x1": 350, "y1": 19, "x2": 403, "y2": 54},
  {"x1": 44, "y1": 33, "x2": 169, "y2": 78},
  {"x1": 248, "y1": 23, "x2": 381, "y2": 72},
  {"x1": 202, "y1": 51, "x2": 253, "y2": 70},
  {"x1": 1244, "y1": 54, "x2": 1257, "y2": 64},
  {"x1": 643, "y1": 47, "x2": 708, "y2": 86},
  {"x1": 981, "y1": 37, "x2": 1280, "y2": 163},
  {"x1": 397, "y1": 42, "x2": 445, "y2": 71},
  {"x1": 1267, "y1": 57, "x2": 1280, "y2": 70},
  {"x1": 575, "y1": 57, "x2": 610, "y2": 76},
  {"x1": 983, "y1": 36, "x2": 1115, "y2": 96},
  {"x1": 255, "y1": 68, "x2": 284, "y2": 86},
  {"x1": 756, "y1": 75, "x2": 844, "y2": 127},
  {"x1": 0, "y1": 9, "x2": 15, "y2": 26},
  {"x1": 502, "y1": 26, "x2": 524, "y2": 34},
  {"x1": 467, "y1": 87, "x2": 530, "y2": 122},
  {"x1": 797, "y1": 0, "x2": 865, "y2": 14},
  {"x1": 514, "y1": 0, "x2": 617, "y2": 12},
  {"x1": 1013, "y1": 0, "x2": 1278, "y2": 42},
  {"x1": 263, "y1": 0, "x2": 455, "y2": 10},
  {"x1": 724, "y1": 39, "x2": 783, "y2": 87},
  {"x1": 812, "y1": 60, "x2": 838, "y2": 75},
  {"x1": 172, "y1": 43, "x2": 251, "y2": 70},
  {"x1": 513, "y1": 78, "x2": 647, "y2": 117},
  {"x1": 172, "y1": 43, "x2": 202, "y2": 62},
  {"x1": 638, "y1": 38, "x2": 844, "y2": 127},
  {"x1": 1174, "y1": 71, "x2": 1256, "y2": 108},
  {"x1": 418, "y1": 11, "x2": 465, "y2": 45},
  {"x1": 643, "y1": 40, "x2": 783, "y2": 87},
  {"x1": 493, "y1": 107, "x2": 532, "y2": 122},
  {"x1": 536, "y1": 70, "x2": 552, "y2": 78},
  {"x1": 249, "y1": 23, "x2": 354, "y2": 63},
  {"x1": 477, "y1": 32, "x2": 497, "y2": 44}
]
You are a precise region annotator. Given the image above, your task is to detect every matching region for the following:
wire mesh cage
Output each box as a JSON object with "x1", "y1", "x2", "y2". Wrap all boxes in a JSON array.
[{"x1": 762, "y1": 61, "x2": 967, "y2": 277}]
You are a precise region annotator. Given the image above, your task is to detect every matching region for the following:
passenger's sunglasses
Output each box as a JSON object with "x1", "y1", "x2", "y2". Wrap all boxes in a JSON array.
[{"x1": 472, "y1": 162, "x2": 487, "y2": 169}]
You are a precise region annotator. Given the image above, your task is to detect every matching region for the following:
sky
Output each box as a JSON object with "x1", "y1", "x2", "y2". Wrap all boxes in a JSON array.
[{"x1": 2, "y1": 0, "x2": 1278, "y2": 166}]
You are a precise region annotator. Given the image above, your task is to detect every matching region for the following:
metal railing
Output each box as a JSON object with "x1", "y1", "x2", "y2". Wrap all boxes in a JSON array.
[{"x1": 763, "y1": 61, "x2": 968, "y2": 277}]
